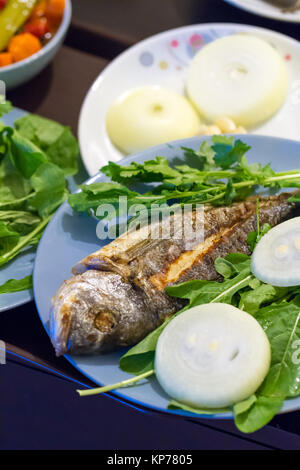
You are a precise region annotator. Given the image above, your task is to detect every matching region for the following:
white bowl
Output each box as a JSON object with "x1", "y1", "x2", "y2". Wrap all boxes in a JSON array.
[{"x1": 0, "y1": 0, "x2": 72, "y2": 90}]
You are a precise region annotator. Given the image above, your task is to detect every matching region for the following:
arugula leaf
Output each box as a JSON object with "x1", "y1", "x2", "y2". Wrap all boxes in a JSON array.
[
  {"x1": 101, "y1": 157, "x2": 181, "y2": 185},
  {"x1": 212, "y1": 137, "x2": 251, "y2": 169},
  {"x1": 70, "y1": 136, "x2": 300, "y2": 219},
  {"x1": 0, "y1": 275, "x2": 32, "y2": 294},
  {"x1": 68, "y1": 183, "x2": 140, "y2": 214}
]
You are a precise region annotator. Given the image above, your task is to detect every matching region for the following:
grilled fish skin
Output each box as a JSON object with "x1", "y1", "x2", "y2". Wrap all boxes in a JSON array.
[{"x1": 50, "y1": 193, "x2": 295, "y2": 356}]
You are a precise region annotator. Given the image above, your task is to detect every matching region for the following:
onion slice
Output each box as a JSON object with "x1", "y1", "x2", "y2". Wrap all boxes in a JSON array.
[
  {"x1": 106, "y1": 86, "x2": 200, "y2": 154},
  {"x1": 155, "y1": 303, "x2": 271, "y2": 408},
  {"x1": 186, "y1": 34, "x2": 288, "y2": 128},
  {"x1": 251, "y1": 217, "x2": 300, "y2": 287}
]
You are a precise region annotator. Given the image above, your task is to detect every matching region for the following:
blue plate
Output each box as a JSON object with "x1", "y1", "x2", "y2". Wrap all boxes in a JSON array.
[
  {"x1": 0, "y1": 108, "x2": 87, "y2": 313},
  {"x1": 33, "y1": 135, "x2": 300, "y2": 419}
]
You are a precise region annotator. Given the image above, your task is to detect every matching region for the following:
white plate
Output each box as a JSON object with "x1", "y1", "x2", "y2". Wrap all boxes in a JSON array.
[
  {"x1": 79, "y1": 23, "x2": 300, "y2": 177},
  {"x1": 224, "y1": 0, "x2": 300, "y2": 22}
]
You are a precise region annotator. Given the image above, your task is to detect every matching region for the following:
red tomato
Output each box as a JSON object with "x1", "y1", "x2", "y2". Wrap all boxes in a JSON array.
[
  {"x1": 0, "y1": 0, "x2": 7, "y2": 9},
  {"x1": 25, "y1": 17, "x2": 50, "y2": 38}
]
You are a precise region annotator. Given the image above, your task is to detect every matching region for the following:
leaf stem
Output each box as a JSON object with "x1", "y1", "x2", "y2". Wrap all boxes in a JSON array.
[{"x1": 77, "y1": 369, "x2": 154, "y2": 397}]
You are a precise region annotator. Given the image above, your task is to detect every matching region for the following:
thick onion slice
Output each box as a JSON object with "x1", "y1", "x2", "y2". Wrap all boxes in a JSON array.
[
  {"x1": 186, "y1": 34, "x2": 288, "y2": 128},
  {"x1": 251, "y1": 217, "x2": 300, "y2": 287},
  {"x1": 106, "y1": 86, "x2": 200, "y2": 154},
  {"x1": 155, "y1": 303, "x2": 270, "y2": 408}
]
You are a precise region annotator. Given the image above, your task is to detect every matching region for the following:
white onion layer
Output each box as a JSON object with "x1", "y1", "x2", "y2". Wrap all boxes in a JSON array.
[
  {"x1": 186, "y1": 34, "x2": 288, "y2": 128},
  {"x1": 106, "y1": 86, "x2": 200, "y2": 154},
  {"x1": 155, "y1": 303, "x2": 271, "y2": 408},
  {"x1": 251, "y1": 217, "x2": 300, "y2": 287}
]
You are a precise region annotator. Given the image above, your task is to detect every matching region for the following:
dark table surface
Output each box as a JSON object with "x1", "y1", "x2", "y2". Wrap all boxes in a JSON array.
[{"x1": 1, "y1": 0, "x2": 300, "y2": 450}]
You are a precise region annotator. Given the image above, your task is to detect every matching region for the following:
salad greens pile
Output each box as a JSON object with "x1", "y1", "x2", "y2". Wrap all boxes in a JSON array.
[
  {"x1": 0, "y1": 100, "x2": 79, "y2": 294},
  {"x1": 69, "y1": 135, "x2": 300, "y2": 224}
]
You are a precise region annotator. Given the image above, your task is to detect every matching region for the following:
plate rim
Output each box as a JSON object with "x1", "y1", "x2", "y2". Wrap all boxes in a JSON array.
[
  {"x1": 223, "y1": 0, "x2": 300, "y2": 23},
  {"x1": 78, "y1": 21, "x2": 300, "y2": 177},
  {"x1": 34, "y1": 133, "x2": 300, "y2": 420}
]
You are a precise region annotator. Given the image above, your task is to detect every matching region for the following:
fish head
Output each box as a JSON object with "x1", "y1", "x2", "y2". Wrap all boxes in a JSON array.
[{"x1": 50, "y1": 269, "x2": 153, "y2": 356}]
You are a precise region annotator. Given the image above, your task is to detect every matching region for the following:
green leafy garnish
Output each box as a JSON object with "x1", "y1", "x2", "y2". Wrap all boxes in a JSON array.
[
  {"x1": 69, "y1": 136, "x2": 300, "y2": 223},
  {"x1": 14, "y1": 114, "x2": 79, "y2": 176},
  {"x1": 234, "y1": 297, "x2": 300, "y2": 432},
  {"x1": 0, "y1": 101, "x2": 79, "y2": 294},
  {"x1": 0, "y1": 275, "x2": 32, "y2": 294}
]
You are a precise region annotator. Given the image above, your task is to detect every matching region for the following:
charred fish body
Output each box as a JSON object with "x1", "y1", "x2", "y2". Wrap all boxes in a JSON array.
[{"x1": 50, "y1": 194, "x2": 295, "y2": 356}]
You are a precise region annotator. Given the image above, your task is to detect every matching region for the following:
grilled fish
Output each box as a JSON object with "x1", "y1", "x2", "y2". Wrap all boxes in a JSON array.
[{"x1": 50, "y1": 193, "x2": 295, "y2": 356}]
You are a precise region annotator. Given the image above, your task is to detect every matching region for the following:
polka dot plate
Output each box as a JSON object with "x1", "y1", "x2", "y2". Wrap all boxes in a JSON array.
[{"x1": 78, "y1": 23, "x2": 300, "y2": 176}]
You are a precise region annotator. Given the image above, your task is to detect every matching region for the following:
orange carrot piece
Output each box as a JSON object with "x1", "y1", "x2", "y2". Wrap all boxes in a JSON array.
[
  {"x1": 8, "y1": 33, "x2": 42, "y2": 63},
  {"x1": 30, "y1": 0, "x2": 48, "y2": 20},
  {"x1": 46, "y1": 0, "x2": 65, "y2": 25},
  {"x1": 0, "y1": 52, "x2": 13, "y2": 67}
]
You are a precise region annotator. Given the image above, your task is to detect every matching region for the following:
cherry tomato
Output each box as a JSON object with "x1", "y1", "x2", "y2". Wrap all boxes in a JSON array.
[{"x1": 25, "y1": 17, "x2": 50, "y2": 38}]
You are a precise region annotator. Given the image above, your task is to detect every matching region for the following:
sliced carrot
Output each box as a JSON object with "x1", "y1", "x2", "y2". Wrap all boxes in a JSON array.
[
  {"x1": 0, "y1": 52, "x2": 13, "y2": 67},
  {"x1": 8, "y1": 33, "x2": 42, "y2": 62},
  {"x1": 46, "y1": 0, "x2": 65, "y2": 26},
  {"x1": 29, "y1": 0, "x2": 48, "y2": 20}
]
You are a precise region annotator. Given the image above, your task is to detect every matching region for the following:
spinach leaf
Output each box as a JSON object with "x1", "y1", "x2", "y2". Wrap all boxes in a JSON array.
[
  {"x1": 0, "y1": 275, "x2": 32, "y2": 294},
  {"x1": 15, "y1": 114, "x2": 79, "y2": 176},
  {"x1": 234, "y1": 297, "x2": 300, "y2": 433},
  {"x1": 0, "y1": 105, "x2": 80, "y2": 280},
  {"x1": 234, "y1": 396, "x2": 283, "y2": 434},
  {"x1": 0, "y1": 222, "x2": 19, "y2": 255},
  {"x1": 28, "y1": 162, "x2": 67, "y2": 218},
  {"x1": 239, "y1": 284, "x2": 289, "y2": 315},
  {"x1": 0, "y1": 99, "x2": 12, "y2": 117}
]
